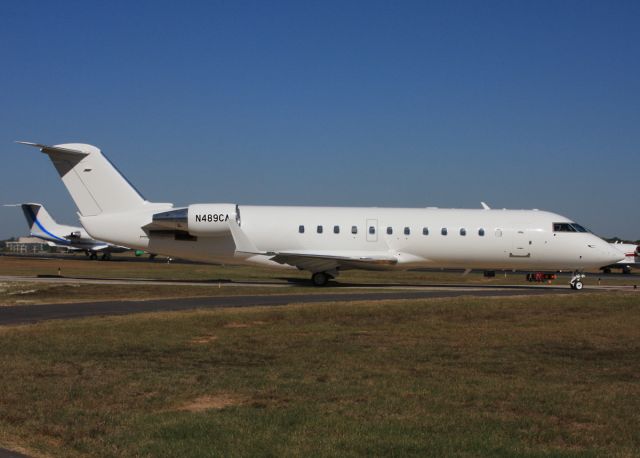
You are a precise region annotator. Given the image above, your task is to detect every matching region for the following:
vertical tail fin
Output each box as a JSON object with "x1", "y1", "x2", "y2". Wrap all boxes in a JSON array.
[
  {"x1": 17, "y1": 142, "x2": 148, "y2": 217},
  {"x1": 20, "y1": 203, "x2": 67, "y2": 242}
]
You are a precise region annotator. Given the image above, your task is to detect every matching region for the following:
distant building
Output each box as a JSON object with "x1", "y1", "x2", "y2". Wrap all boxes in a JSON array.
[{"x1": 5, "y1": 236, "x2": 49, "y2": 254}]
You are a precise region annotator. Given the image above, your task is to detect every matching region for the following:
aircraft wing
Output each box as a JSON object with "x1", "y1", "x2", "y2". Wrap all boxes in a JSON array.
[
  {"x1": 86, "y1": 244, "x2": 111, "y2": 252},
  {"x1": 65, "y1": 246, "x2": 87, "y2": 252},
  {"x1": 82, "y1": 243, "x2": 130, "y2": 253},
  {"x1": 269, "y1": 251, "x2": 397, "y2": 272},
  {"x1": 227, "y1": 220, "x2": 397, "y2": 271}
]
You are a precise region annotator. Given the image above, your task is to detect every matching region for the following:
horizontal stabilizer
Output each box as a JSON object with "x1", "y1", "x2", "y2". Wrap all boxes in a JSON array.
[{"x1": 16, "y1": 141, "x2": 90, "y2": 158}]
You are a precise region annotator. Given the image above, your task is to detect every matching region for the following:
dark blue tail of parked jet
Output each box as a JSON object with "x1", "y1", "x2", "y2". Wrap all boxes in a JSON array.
[
  {"x1": 20, "y1": 203, "x2": 70, "y2": 243},
  {"x1": 21, "y1": 204, "x2": 37, "y2": 228}
]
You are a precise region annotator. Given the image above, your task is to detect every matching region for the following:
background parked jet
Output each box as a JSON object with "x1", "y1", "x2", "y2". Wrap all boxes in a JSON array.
[
  {"x1": 14, "y1": 203, "x2": 129, "y2": 260},
  {"x1": 601, "y1": 242, "x2": 640, "y2": 274}
]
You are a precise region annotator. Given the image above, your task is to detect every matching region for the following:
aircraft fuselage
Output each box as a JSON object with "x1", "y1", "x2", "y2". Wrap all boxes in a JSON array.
[{"x1": 81, "y1": 205, "x2": 620, "y2": 272}]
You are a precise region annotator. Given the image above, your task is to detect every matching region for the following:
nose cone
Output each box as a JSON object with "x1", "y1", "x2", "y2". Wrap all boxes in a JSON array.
[{"x1": 599, "y1": 242, "x2": 626, "y2": 265}]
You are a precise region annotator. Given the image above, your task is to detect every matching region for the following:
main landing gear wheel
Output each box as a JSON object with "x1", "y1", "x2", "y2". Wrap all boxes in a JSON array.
[
  {"x1": 311, "y1": 272, "x2": 330, "y2": 286},
  {"x1": 571, "y1": 281, "x2": 583, "y2": 290},
  {"x1": 89, "y1": 252, "x2": 98, "y2": 260}
]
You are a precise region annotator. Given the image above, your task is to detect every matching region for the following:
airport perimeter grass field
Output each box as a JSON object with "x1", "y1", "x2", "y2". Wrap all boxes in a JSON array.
[
  {"x1": 0, "y1": 254, "x2": 639, "y2": 456},
  {"x1": 0, "y1": 292, "x2": 639, "y2": 457}
]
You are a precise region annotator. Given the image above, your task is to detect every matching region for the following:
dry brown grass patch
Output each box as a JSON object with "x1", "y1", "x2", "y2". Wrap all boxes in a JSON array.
[
  {"x1": 189, "y1": 335, "x2": 218, "y2": 344},
  {"x1": 177, "y1": 394, "x2": 247, "y2": 412},
  {"x1": 223, "y1": 320, "x2": 268, "y2": 328}
]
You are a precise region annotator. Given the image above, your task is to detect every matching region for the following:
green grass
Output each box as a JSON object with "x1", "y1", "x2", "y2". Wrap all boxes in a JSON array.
[{"x1": 0, "y1": 293, "x2": 639, "y2": 456}]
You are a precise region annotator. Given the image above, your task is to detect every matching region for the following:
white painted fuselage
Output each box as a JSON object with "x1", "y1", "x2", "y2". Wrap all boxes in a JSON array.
[{"x1": 80, "y1": 204, "x2": 621, "y2": 272}]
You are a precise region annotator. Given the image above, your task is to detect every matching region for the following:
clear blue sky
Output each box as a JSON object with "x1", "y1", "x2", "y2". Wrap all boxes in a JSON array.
[{"x1": 1, "y1": 1, "x2": 639, "y2": 240}]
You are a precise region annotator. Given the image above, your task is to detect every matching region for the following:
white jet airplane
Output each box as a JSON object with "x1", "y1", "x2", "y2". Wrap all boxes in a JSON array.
[
  {"x1": 18, "y1": 142, "x2": 623, "y2": 289},
  {"x1": 601, "y1": 242, "x2": 640, "y2": 274},
  {"x1": 12, "y1": 202, "x2": 129, "y2": 260}
]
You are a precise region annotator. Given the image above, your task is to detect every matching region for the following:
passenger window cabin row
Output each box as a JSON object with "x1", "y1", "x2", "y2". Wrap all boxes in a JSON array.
[
  {"x1": 298, "y1": 225, "x2": 487, "y2": 236},
  {"x1": 299, "y1": 223, "x2": 588, "y2": 236}
]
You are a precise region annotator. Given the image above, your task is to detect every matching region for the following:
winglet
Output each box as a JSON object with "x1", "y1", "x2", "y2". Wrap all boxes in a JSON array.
[
  {"x1": 480, "y1": 202, "x2": 491, "y2": 210},
  {"x1": 228, "y1": 220, "x2": 263, "y2": 255}
]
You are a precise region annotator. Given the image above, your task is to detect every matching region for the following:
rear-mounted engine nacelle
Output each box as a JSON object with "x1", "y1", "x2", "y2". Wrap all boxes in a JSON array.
[{"x1": 187, "y1": 203, "x2": 238, "y2": 237}]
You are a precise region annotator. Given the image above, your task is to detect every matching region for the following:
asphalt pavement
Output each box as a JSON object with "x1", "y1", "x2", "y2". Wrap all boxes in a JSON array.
[{"x1": 0, "y1": 287, "x2": 574, "y2": 325}]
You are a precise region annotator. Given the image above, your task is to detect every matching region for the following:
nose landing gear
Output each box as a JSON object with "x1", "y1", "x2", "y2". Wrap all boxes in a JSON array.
[{"x1": 569, "y1": 272, "x2": 585, "y2": 290}]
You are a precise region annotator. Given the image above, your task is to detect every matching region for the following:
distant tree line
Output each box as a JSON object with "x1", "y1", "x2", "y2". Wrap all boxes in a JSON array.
[{"x1": 604, "y1": 237, "x2": 640, "y2": 244}]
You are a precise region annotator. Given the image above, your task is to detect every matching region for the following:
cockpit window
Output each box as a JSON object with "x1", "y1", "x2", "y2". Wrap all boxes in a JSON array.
[
  {"x1": 553, "y1": 222, "x2": 590, "y2": 233},
  {"x1": 553, "y1": 223, "x2": 575, "y2": 232}
]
